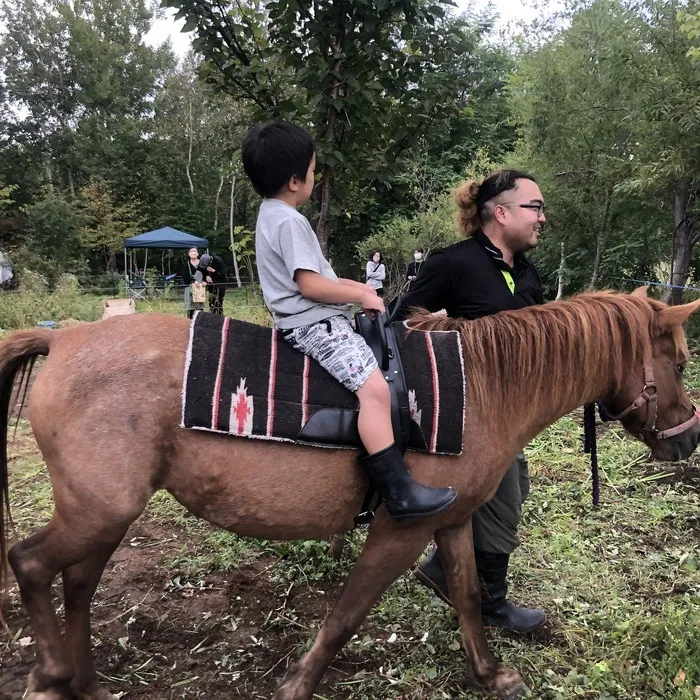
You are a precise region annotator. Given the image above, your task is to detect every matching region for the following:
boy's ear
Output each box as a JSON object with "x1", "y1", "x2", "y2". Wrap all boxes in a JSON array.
[{"x1": 287, "y1": 175, "x2": 300, "y2": 193}]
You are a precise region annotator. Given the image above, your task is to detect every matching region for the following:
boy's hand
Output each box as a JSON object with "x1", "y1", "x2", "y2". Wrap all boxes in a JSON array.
[{"x1": 361, "y1": 292, "x2": 385, "y2": 316}]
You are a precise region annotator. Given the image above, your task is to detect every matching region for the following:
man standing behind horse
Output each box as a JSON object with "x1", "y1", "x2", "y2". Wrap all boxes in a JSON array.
[{"x1": 394, "y1": 169, "x2": 547, "y2": 633}]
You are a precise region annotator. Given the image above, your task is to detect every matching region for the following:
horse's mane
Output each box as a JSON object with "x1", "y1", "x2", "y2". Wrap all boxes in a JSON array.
[{"x1": 408, "y1": 292, "x2": 667, "y2": 417}]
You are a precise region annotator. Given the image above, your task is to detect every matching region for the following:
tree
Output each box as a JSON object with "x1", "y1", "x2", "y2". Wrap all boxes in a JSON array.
[
  {"x1": 25, "y1": 190, "x2": 85, "y2": 277},
  {"x1": 78, "y1": 177, "x2": 141, "y2": 271},
  {"x1": 509, "y1": 0, "x2": 643, "y2": 294},
  {"x1": 623, "y1": 0, "x2": 700, "y2": 304},
  {"x1": 165, "y1": 0, "x2": 474, "y2": 253},
  {"x1": 0, "y1": 0, "x2": 174, "y2": 201}
]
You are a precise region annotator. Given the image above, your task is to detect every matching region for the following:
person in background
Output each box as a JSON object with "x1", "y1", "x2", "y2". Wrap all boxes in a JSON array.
[
  {"x1": 199, "y1": 253, "x2": 227, "y2": 315},
  {"x1": 393, "y1": 169, "x2": 546, "y2": 634},
  {"x1": 180, "y1": 247, "x2": 206, "y2": 319},
  {"x1": 365, "y1": 250, "x2": 386, "y2": 297},
  {"x1": 405, "y1": 247, "x2": 424, "y2": 288}
]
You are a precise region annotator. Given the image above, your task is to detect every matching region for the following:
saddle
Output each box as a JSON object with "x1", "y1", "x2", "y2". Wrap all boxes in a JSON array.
[{"x1": 296, "y1": 309, "x2": 412, "y2": 453}]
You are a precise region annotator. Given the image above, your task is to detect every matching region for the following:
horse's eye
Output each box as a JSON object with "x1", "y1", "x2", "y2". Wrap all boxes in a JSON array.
[{"x1": 677, "y1": 364, "x2": 686, "y2": 375}]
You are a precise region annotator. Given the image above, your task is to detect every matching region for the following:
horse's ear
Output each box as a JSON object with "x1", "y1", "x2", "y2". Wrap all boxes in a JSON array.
[
  {"x1": 658, "y1": 299, "x2": 700, "y2": 331},
  {"x1": 631, "y1": 286, "x2": 648, "y2": 298}
]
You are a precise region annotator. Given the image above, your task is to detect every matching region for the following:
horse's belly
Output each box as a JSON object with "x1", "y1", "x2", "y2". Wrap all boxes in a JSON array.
[{"x1": 165, "y1": 440, "x2": 366, "y2": 540}]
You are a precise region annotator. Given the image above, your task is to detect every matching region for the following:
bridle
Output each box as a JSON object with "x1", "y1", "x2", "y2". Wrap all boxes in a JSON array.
[{"x1": 601, "y1": 350, "x2": 699, "y2": 440}]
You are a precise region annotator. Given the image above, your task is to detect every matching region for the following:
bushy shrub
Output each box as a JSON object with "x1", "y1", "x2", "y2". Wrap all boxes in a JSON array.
[{"x1": 357, "y1": 192, "x2": 460, "y2": 299}]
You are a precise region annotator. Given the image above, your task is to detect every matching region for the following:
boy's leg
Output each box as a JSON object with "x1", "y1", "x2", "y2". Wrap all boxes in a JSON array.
[
  {"x1": 355, "y1": 370, "x2": 394, "y2": 453},
  {"x1": 284, "y1": 316, "x2": 456, "y2": 522}
]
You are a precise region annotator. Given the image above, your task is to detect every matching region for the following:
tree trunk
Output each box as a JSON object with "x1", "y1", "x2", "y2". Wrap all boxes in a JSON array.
[
  {"x1": 67, "y1": 168, "x2": 76, "y2": 199},
  {"x1": 43, "y1": 152, "x2": 54, "y2": 192},
  {"x1": 214, "y1": 172, "x2": 225, "y2": 235},
  {"x1": 663, "y1": 179, "x2": 695, "y2": 305},
  {"x1": 315, "y1": 38, "x2": 343, "y2": 256},
  {"x1": 186, "y1": 97, "x2": 195, "y2": 199},
  {"x1": 556, "y1": 241, "x2": 566, "y2": 300},
  {"x1": 107, "y1": 250, "x2": 117, "y2": 272},
  {"x1": 316, "y1": 165, "x2": 334, "y2": 255},
  {"x1": 229, "y1": 175, "x2": 242, "y2": 288},
  {"x1": 589, "y1": 186, "x2": 612, "y2": 290}
]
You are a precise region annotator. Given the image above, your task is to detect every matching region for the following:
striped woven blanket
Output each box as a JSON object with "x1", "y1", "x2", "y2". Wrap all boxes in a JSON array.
[{"x1": 181, "y1": 312, "x2": 465, "y2": 455}]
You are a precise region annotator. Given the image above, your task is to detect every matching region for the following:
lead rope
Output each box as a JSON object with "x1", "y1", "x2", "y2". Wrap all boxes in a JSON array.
[{"x1": 583, "y1": 403, "x2": 601, "y2": 506}]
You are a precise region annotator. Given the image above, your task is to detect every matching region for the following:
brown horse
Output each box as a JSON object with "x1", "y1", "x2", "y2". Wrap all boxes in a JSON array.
[{"x1": 1, "y1": 289, "x2": 699, "y2": 700}]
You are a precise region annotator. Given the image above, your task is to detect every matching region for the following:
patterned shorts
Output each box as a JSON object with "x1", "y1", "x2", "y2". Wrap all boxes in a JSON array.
[{"x1": 283, "y1": 315, "x2": 378, "y2": 392}]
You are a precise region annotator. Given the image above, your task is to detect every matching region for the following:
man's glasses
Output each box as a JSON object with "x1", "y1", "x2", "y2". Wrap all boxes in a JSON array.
[{"x1": 501, "y1": 202, "x2": 546, "y2": 216}]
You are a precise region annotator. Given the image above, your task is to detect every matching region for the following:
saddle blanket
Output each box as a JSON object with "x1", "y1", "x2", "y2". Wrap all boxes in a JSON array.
[{"x1": 181, "y1": 312, "x2": 465, "y2": 455}]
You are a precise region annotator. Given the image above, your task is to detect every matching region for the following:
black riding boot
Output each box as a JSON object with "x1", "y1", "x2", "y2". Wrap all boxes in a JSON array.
[
  {"x1": 415, "y1": 548, "x2": 546, "y2": 634},
  {"x1": 359, "y1": 444, "x2": 456, "y2": 522},
  {"x1": 476, "y1": 550, "x2": 546, "y2": 633}
]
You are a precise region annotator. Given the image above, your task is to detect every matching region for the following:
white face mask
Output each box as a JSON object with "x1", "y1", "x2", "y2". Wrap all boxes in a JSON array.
[{"x1": 414, "y1": 252, "x2": 423, "y2": 261}]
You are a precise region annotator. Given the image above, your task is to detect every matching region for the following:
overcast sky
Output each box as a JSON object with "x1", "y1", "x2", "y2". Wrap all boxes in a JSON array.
[{"x1": 145, "y1": 1, "x2": 545, "y2": 56}]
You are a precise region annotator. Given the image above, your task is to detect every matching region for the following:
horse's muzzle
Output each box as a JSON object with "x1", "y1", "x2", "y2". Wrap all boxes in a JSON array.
[{"x1": 649, "y1": 418, "x2": 700, "y2": 461}]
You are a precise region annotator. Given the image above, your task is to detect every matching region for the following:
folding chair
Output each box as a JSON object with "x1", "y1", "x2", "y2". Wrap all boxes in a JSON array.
[{"x1": 127, "y1": 273, "x2": 147, "y2": 301}]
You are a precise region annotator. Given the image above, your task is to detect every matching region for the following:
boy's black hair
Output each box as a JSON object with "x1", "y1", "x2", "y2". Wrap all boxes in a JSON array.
[{"x1": 242, "y1": 121, "x2": 315, "y2": 198}]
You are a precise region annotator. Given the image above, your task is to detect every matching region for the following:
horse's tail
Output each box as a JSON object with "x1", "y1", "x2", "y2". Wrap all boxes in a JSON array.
[{"x1": 0, "y1": 329, "x2": 52, "y2": 594}]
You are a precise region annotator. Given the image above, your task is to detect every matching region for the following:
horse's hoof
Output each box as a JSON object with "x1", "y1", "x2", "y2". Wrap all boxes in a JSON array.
[
  {"x1": 272, "y1": 671, "x2": 313, "y2": 700},
  {"x1": 501, "y1": 682, "x2": 531, "y2": 699},
  {"x1": 26, "y1": 692, "x2": 71, "y2": 700},
  {"x1": 75, "y1": 685, "x2": 118, "y2": 700},
  {"x1": 26, "y1": 668, "x2": 73, "y2": 700},
  {"x1": 481, "y1": 666, "x2": 530, "y2": 699}
]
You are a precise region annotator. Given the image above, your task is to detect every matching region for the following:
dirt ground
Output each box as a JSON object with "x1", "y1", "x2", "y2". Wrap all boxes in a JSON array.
[{"x1": 1, "y1": 514, "x2": 387, "y2": 700}]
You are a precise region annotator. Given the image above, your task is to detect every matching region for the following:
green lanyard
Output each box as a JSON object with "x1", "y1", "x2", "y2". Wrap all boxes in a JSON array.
[{"x1": 501, "y1": 269, "x2": 515, "y2": 295}]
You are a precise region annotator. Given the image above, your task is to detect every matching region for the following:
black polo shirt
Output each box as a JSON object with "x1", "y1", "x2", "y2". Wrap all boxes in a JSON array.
[{"x1": 394, "y1": 229, "x2": 543, "y2": 320}]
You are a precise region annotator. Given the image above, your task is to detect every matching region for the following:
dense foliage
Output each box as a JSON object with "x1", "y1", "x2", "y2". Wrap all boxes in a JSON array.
[{"x1": 1, "y1": 0, "x2": 699, "y2": 298}]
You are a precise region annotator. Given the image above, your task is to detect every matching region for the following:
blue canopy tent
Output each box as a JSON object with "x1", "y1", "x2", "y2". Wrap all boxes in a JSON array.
[{"x1": 123, "y1": 227, "x2": 209, "y2": 298}]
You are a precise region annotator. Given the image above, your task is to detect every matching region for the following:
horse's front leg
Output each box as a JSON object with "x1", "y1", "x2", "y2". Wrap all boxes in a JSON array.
[
  {"x1": 436, "y1": 519, "x2": 530, "y2": 699},
  {"x1": 273, "y1": 517, "x2": 432, "y2": 700}
]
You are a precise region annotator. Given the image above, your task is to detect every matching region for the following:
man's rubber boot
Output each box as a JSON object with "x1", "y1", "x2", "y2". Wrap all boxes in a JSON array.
[
  {"x1": 359, "y1": 444, "x2": 456, "y2": 522},
  {"x1": 476, "y1": 550, "x2": 546, "y2": 633},
  {"x1": 415, "y1": 548, "x2": 546, "y2": 633}
]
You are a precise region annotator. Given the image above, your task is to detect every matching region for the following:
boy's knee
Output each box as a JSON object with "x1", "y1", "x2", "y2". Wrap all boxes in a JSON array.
[{"x1": 358, "y1": 372, "x2": 390, "y2": 406}]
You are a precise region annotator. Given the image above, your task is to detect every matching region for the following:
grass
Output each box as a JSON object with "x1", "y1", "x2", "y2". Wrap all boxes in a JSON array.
[
  {"x1": 2, "y1": 294, "x2": 700, "y2": 698},
  {"x1": 0, "y1": 283, "x2": 272, "y2": 330}
]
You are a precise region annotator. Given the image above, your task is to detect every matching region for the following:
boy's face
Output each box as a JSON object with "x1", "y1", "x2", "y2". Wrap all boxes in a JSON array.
[{"x1": 290, "y1": 153, "x2": 316, "y2": 205}]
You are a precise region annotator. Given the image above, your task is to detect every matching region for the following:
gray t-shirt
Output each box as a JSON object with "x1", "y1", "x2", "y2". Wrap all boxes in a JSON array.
[{"x1": 255, "y1": 198, "x2": 352, "y2": 329}]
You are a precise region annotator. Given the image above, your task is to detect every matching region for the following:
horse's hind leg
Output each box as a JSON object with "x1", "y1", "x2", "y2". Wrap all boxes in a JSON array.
[
  {"x1": 273, "y1": 520, "x2": 432, "y2": 700},
  {"x1": 9, "y1": 513, "x2": 136, "y2": 700},
  {"x1": 62, "y1": 536, "x2": 127, "y2": 700},
  {"x1": 436, "y1": 519, "x2": 529, "y2": 699},
  {"x1": 8, "y1": 520, "x2": 75, "y2": 699}
]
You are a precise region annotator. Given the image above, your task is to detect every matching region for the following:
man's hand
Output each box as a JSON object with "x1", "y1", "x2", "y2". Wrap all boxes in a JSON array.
[{"x1": 206, "y1": 276, "x2": 213, "y2": 284}]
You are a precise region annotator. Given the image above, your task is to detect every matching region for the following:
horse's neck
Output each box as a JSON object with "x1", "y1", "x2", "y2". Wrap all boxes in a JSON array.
[{"x1": 478, "y1": 316, "x2": 635, "y2": 450}]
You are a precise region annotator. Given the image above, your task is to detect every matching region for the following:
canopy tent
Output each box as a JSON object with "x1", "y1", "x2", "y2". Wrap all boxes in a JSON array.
[
  {"x1": 124, "y1": 227, "x2": 209, "y2": 249},
  {"x1": 123, "y1": 228, "x2": 209, "y2": 296}
]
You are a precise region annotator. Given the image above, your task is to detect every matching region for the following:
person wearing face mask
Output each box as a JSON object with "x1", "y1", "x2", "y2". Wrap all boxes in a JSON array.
[
  {"x1": 405, "y1": 248, "x2": 424, "y2": 287},
  {"x1": 392, "y1": 169, "x2": 546, "y2": 634},
  {"x1": 365, "y1": 250, "x2": 386, "y2": 297}
]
